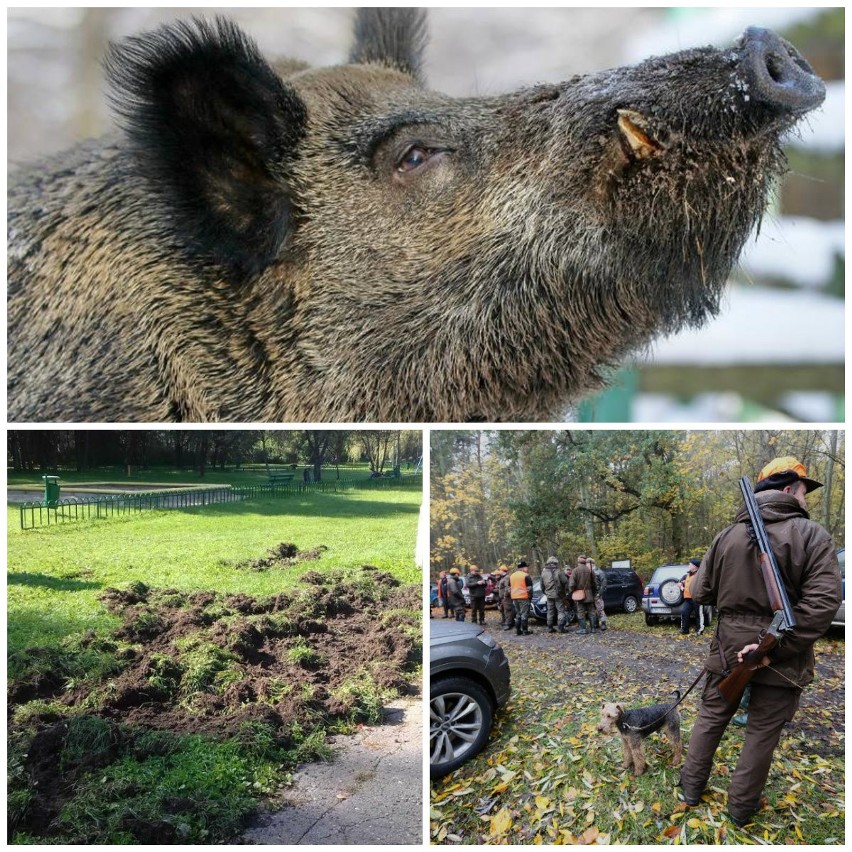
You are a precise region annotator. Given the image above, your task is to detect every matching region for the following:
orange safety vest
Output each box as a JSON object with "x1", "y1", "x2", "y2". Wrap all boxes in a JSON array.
[
  {"x1": 510, "y1": 571, "x2": 530, "y2": 600},
  {"x1": 684, "y1": 571, "x2": 696, "y2": 599}
]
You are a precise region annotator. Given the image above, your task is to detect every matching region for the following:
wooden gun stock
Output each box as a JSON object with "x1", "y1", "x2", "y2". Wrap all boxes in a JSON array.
[
  {"x1": 717, "y1": 630, "x2": 779, "y2": 705},
  {"x1": 759, "y1": 553, "x2": 786, "y2": 614}
]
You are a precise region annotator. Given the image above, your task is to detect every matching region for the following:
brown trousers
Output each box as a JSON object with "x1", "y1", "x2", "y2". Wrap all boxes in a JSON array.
[
  {"x1": 500, "y1": 596, "x2": 514, "y2": 625},
  {"x1": 680, "y1": 672, "x2": 800, "y2": 818}
]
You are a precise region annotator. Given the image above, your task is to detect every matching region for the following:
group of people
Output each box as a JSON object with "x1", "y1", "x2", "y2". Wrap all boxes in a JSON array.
[
  {"x1": 436, "y1": 553, "x2": 609, "y2": 636},
  {"x1": 434, "y1": 455, "x2": 841, "y2": 830},
  {"x1": 435, "y1": 565, "x2": 495, "y2": 626}
]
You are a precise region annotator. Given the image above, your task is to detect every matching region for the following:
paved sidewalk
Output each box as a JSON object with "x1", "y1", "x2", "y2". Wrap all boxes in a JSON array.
[{"x1": 240, "y1": 696, "x2": 422, "y2": 845}]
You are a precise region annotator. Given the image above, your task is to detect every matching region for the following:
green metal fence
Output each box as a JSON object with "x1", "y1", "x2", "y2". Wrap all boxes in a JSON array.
[{"x1": 18, "y1": 474, "x2": 422, "y2": 530}]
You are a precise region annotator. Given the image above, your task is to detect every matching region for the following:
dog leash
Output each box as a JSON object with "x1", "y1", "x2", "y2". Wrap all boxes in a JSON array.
[{"x1": 621, "y1": 667, "x2": 708, "y2": 733}]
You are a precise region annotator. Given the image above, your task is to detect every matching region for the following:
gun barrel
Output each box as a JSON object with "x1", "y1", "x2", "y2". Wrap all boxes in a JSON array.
[{"x1": 739, "y1": 477, "x2": 797, "y2": 631}]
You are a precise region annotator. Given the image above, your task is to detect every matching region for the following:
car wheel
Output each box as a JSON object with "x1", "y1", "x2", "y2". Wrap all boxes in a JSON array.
[
  {"x1": 659, "y1": 579, "x2": 684, "y2": 607},
  {"x1": 622, "y1": 595, "x2": 638, "y2": 614},
  {"x1": 430, "y1": 677, "x2": 493, "y2": 778},
  {"x1": 645, "y1": 613, "x2": 659, "y2": 626}
]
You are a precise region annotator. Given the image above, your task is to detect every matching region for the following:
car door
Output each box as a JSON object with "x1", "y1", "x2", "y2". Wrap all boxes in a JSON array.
[{"x1": 603, "y1": 570, "x2": 624, "y2": 610}]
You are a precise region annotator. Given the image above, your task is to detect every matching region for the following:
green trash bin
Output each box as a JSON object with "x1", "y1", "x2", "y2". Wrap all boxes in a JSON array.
[{"x1": 43, "y1": 475, "x2": 61, "y2": 507}]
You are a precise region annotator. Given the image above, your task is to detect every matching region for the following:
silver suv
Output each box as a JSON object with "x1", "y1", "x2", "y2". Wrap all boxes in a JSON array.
[{"x1": 642, "y1": 564, "x2": 691, "y2": 625}]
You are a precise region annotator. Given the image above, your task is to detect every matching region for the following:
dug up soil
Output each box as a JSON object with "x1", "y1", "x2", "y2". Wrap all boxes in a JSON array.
[{"x1": 10, "y1": 562, "x2": 420, "y2": 842}]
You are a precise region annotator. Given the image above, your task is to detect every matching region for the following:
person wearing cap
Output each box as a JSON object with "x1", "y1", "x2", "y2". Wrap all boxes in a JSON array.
[
  {"x1": 496, "y1": 565, "x2": 515, "y2": 631},
  {"x1": 445, "y1": 567, "x2": 466, "y2": 621},
  {"x1": 509, "y1": 561, "x2": 534, "y2": 635},
  {"x1": 466, "y1": 564, "x2": 488, "y2": 626},
  {"x1": 679, "y1": 456, "x2": 841, "y2": 827},
  {"x1": 568, "y1": 555, "x2": 598, "y2": 634},
  {"x1": 678, "y1": 558, "x2": 701, "y2": 635},
  {"x1": 437, "y1": 570, "x2": 451, "y2": 619},
  {"x1": 540, "y1": 555, "x2": 570, "y2": 633}
]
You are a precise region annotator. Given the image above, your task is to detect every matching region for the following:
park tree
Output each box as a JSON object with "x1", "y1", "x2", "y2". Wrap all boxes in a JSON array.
[
  {"x1": 359, "y1": 431, "x2": 396, "y2": 475},
  {"x1": 430, "y1": 429, "x2": 844, "y2": 581}
]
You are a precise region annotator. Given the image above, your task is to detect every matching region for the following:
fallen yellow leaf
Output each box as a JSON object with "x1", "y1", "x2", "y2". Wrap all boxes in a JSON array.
[
  {"x1": 489, "y1": 807, "x2": 513, "y2": 837},
  {"x1": 535, "y1": 795, "x2": 551, "y2": 811},
  {"x1": 582, "y1": 826, "x2": 600, "y2": 844}
]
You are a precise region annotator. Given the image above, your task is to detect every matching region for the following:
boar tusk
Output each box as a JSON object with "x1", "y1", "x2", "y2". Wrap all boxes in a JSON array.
[{"x1": 616, "y1": 109, "x2": 664, "y2": 159}]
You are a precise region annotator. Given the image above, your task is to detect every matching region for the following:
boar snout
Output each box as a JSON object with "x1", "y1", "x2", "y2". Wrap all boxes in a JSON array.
[{"x1": 739, "y1": 26, "x2": 826, "y2": 112}]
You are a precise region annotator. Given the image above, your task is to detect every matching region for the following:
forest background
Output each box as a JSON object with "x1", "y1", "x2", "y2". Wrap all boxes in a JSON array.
[
  {"x1": 431, "y1": 430, "x2": 844, "y2": 578},
  {"x1": 8, "y1": 430, "x2": 422, "y2": 482}
]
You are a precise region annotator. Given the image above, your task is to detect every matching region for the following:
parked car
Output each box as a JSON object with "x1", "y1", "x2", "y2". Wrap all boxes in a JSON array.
[
  {"x1": 430, "y1": 619, "x2": 511, "y2": 778},
  {"x1": 642, "y1": 564, "x2": 711, "y2": 626},
  {"x1": 531, "y1": 568, "x2": 644, "y2": 622},
  {"x1": 601, "y1": 567, "x2": 644, "y2": 614},
  {"x1": 831, "y1": 547, "x2": 845, "y2": 627},
  {"x1": 430, "y1": 583, "x2": 440, "y2": 608}
]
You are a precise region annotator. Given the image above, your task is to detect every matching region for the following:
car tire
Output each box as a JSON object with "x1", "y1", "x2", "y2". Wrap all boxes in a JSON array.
[
  {"x1": 430, "y1": 677, "x2": 493, "y2": 779},
  {"x1": 659, "y1": 579, "x2": 684, "y2": 607},
  {"x1": 622, "y1": 595, "x2": 638, "y2": 614},
  {"x1": 645, "y1": 613, "x2": 659, "y2": 626}
]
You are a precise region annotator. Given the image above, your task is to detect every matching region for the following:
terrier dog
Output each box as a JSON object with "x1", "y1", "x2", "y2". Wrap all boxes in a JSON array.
[{"x1": 597, "y1": 691, "x2": 682, "y2": 775}]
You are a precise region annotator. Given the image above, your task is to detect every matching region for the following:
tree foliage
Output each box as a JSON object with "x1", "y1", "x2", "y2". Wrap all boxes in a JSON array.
[
  {"x1": 8, "y1": 429, "x2": 422, "y2": 482},
  {"x1": 431, "y1": 430, "x2": 845, "y2": 579}
]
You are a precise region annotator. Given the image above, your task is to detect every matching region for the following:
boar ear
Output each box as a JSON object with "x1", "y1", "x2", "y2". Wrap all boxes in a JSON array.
[
  {"x1": 349, "y1": 8, "x2": 428, "y2": 81},
  {"x1": 104, "y1": 17, "x2": 306, "y2": 279}
]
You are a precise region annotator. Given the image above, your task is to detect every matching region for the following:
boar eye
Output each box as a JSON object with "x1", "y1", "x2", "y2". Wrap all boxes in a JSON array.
[{"x1": 396, "y1": 145, "x2": 433, "y2": 172}]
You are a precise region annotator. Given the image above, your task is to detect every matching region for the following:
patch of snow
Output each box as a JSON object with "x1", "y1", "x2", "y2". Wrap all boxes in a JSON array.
[
  {"x1": 625, "y1": 8, "x2": 827, "y2": 61},
  {"x1": 642, "y1": 285, "x2": 844, "y2": 364},
  {"x1": 778, "y1": 391, "x2": 841, "y2": 422},
  {"x1": 738, "y1": 216, "x2": 844, "y2": 289},
  {"x1": 632, "y1": 392, "x2": 806, "y2": 423}
]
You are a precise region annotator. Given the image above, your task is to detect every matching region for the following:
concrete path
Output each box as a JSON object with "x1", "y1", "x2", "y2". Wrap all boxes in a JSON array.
[{"x1": 240, "y1": 697, "x2": 422, "y2": 845}]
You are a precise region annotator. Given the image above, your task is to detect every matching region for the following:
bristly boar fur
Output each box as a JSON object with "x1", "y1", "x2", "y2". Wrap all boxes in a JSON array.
[{"x1": 7, "y1": 9, "x2": 825, "y2": 423}]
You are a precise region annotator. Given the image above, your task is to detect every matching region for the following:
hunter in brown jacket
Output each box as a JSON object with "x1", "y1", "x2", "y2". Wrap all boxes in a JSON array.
[{"x1": 679, "y1": 457, "x2": 841, "y2": 827}]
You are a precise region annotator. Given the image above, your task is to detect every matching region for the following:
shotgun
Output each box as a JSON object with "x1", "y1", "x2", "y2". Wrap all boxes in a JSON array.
[{"x1": 717, "y1": 476, "x2": 797, "y2": 704}]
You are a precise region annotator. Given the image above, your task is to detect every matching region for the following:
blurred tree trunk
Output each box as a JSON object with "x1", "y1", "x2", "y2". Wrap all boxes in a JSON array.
[
  {"x1": 822, "y1": 431, "x2": 837, "y2": 530},
  {"x1": 74, "y1": 430, "x2": 89, "y2": 472},
  {"x1": 76, "y1": 9, "x2": 108, "y2": 140}
]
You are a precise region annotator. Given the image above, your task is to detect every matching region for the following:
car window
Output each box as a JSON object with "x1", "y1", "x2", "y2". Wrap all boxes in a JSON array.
[{"x1": 651, "y1": 566, "x2": 687, "y2": 584}]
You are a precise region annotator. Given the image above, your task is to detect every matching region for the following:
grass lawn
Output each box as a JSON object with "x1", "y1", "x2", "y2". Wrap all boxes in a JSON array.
[
  {"x1": 8, "y1": 486, "x2": 422, "y2": 844},
  {"x1": 430, "y1": 612, "x2": 844, "y2": 846},
  {"x1": 8, "y1": 487, "x2": 420, "y2": 653}
]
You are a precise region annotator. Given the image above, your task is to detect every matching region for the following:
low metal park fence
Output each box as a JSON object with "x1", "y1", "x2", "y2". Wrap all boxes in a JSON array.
[{"x1": 18, "y1": 473, "x2": 422, "y2": 530}]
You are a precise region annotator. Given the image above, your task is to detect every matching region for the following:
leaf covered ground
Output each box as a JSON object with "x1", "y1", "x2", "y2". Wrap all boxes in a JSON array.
[{"x1": 430, "y1": 611, "x2": 844, "y2": 845}]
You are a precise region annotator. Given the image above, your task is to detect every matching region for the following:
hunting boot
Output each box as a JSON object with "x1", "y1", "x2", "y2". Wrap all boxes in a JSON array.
[
  {"x1": 455, "y1": 609, "x2": 465, "y2": 622},
  {"x1": 576, "y1": 614, "x2": 588, "y2": 635},
  {"x1": 599, "y1": 618, "x2": 607, "y2": 632},
  {"x1": 516, "y1": 622, "x2": 523, "y2": 636},
  {"x1": 589, "y1": 614, "x2": 598, "y2": 633}
]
